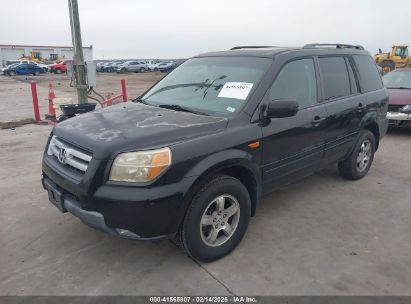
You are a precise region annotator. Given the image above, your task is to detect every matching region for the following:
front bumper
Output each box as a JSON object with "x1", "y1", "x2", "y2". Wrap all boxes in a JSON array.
[
  {"x1": 42, "y1": 157, "x2": 196, "y2": 240},
  {"x1": 387, "y1": 111, "x2": 411, "y2": 121}
]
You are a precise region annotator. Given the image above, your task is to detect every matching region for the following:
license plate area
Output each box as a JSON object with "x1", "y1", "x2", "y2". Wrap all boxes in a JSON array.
[{"x1": 44, "y1": 179, "x2": 67, "y2": 213}]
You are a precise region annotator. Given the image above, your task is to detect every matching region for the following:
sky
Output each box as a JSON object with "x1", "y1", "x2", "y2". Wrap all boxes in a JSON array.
[{"x1": 0, "y1": 0, "x2": 410, "y2": 59}]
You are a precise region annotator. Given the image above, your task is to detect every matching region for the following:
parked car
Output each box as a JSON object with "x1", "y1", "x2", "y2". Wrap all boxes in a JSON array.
[
  {"x1": 36, "y1": 63, "x2": 49, "y2": 73},
  {"x1": 383, "y1": 68, "x2": 411, "y2": 127},
  {"x1": 157, "y1": 62, "x2": 174, "y2": 72},
  {"x1": 96, "y1": 62, "x2": 107, "y2": 72},
  {"x1": 6, "y1": 60, "x2": 37, "y2": 66},
  {"x1": 4, "y1": 63, "x2": 44, "y2": 76},
  {"x1": 42, "y1": 44, "x2": 388, "y2": 262},
  {"x1": 146, "y1": 60, "x2": 161, "y2": 71},
  {"x1": 116, "y1": 61, "x2": 148, "y2": 73},
  {"x1": 49, "y1": 61, "x2": 69, "y2": 74},
  {"x1": 1, "y1": 63, "x2": 19, "y2": 75},
  {"x1": 159, "y1": 62, "x2": 179, "y2": 73},
  {"x1": 102, "y1": 62, "x2": 122, "y2": 72}
]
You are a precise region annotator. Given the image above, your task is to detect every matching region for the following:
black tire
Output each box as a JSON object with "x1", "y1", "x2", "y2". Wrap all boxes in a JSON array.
[
  {"x1": 34, "y1": 71, "x2": 40, "y2": 76},
  {"x1": 338, "y1": 130, "x2": 376, "y2": 180},
  {"x1": 139, "y1": 67, "x2": 145, "y2": 73},
  {"x1": 120, "y1": 68, "x2": 126, "y2": 74},
  {"x1": 9, "y1": 71, "x2": 15, "y2": 76},
  {"x1": 154, "y1": 68, "x2": 158, "y2": 72},
  {"x1": 380, "y1": 61, "x2": 395, "y2": 74},
  {"x1": 55, "y1": 69, "x2": 62, "y2": 74},
  {"x1": 177, "y1": 174, "x2": 251, "y2": 262}
]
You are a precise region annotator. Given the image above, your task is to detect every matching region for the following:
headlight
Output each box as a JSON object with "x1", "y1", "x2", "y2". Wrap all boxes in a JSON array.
[
  {"x1": 400, "y1": 105, "x2": 411, "y2": 114},
  {"x1": 109, "y1": 147, "x2": 171, "y2": 182}
]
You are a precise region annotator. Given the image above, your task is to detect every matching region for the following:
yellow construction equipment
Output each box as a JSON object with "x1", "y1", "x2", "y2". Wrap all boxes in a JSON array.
[
  {"x1": 19, "y1": 51, "x2": 45, "y2": 63},
  {"x1": 374, "y1": 45, "x2": 411, "y2": 74}
]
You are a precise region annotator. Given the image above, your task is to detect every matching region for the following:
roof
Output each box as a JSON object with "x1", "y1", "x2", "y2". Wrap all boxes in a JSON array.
[
  {"x1": 196, "y1": 44, "x2": 369, "y2": 59},
  {"x1": 0, "y1": 44, "x2": 92, "y2": 49}
]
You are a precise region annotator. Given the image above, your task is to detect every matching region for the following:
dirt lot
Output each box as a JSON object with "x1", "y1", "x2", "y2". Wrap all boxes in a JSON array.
[
  {"x1": 0, "y1": 72, "x2": 164, "y2": 123},
  {"x1": 0, "y1": 73, "x2": 410, "y2": 296}
]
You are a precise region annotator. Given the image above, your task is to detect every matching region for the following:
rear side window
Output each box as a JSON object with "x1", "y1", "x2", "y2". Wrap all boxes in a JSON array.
[
  {"x1": 269, "y1": 58, "x2": 317, "y2": 108},
  {"x1": 318, "y1": 57, "x2": 350, "y2": 100},
  {"x1": 352, "y1": 55, "x2": 383, "y2": 92}
]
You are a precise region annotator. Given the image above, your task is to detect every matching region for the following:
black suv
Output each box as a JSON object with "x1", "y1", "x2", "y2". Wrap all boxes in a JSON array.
[{"x1": 42, "y1": 44, "x2": 388, "y2": 262}]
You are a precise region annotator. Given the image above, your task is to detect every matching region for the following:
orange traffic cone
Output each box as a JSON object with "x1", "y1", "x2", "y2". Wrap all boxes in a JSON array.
[{"x1": 45, "y1": 83, "x2": 56, "y2": 120}]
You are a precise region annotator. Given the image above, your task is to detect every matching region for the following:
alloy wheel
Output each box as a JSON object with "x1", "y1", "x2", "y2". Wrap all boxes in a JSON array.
[
  {"x1": 200, "y1": 194, "x2": 240, "y2": 247},
  {"x1": 356, "y1": 139, "x2": 371, "y2": 172}
]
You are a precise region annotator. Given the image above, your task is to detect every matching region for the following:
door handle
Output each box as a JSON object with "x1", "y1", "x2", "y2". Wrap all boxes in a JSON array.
[
  {"x1": 358, "y1": 103, "x2": 366, "y2": 111},
  {"x1": 311, "y1": 116, "x2": 326, "y2": 126}
]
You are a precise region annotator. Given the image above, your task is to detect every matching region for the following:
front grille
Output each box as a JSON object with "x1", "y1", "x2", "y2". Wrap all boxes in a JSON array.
[
  {"x1": 47, "y1": 136, "x2": 92, "y2": 173},
  {"x1": 388, "y1": 105, "x2": 402, "y2": 113}
]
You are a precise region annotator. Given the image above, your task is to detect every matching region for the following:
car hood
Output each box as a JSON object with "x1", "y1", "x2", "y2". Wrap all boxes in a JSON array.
[
  {"x1": 53, "y1": 102, "x2": 228, "y2": 159},
  {"x1": 388, "y1": 88, "x2": 411, "y2": 106}
]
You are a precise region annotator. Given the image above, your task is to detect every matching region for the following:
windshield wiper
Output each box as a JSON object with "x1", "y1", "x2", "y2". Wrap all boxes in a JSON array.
[
  {"x1": 387, "y1": 86, "x2": 411, "y2": 89},
  {"x1": 158, "y1": 104, "x2": 209, "y2": 116},
  {"x1": 133, "y1": 97, "x2": 148, "y2": 104}
]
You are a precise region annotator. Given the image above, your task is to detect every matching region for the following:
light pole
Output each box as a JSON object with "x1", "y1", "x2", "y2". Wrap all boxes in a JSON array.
[{"x1": 68, "y1": 0, "x2": 88, "y2": 104}]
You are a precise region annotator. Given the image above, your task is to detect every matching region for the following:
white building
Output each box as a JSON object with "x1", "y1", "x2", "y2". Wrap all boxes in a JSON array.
[{"x1": 0, "y1": 44, "x2": 93, "y2": 67}]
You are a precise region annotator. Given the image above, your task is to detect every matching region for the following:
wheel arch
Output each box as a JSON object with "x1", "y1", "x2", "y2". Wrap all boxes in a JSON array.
[
  {"x1": 182, "y1": 150, "x2": 262, "y2": 217},
  {"x1": 360, "y1": 113, "x2": 380, "y2": 150}
]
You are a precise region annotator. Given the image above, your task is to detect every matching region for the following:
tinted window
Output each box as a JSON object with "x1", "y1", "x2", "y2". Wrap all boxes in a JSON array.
[
  {"x1": 353, "y1": 55, "x2": 383, "y2": 92},
  {"x1": 318, "y1": 57, "x2": 350, "y2": 100},
  {"x1": 269, "y1": 58, "x2": 317, "y2": 108}
]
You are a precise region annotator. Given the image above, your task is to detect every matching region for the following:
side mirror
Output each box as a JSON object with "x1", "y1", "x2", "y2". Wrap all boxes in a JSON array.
[{"x1": 263, "y1": 99, "x2": 299, "y2": 119}]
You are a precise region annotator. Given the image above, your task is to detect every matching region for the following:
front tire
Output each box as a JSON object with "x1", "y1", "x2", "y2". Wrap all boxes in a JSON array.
[
  {"x1": 178, "y1": 175, "x2": 251, "y2": 262},
  {"x1": 55, "y1": 69, "x2": 62, "y2": 74},
  {"x1": 338, "y1": 130, "x2": 376, "y2": 180}
]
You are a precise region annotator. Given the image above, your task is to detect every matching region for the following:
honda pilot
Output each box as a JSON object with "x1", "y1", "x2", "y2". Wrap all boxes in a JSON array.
[{"x1": 42, "y1": 44, "x2": 388, "y2": 262}]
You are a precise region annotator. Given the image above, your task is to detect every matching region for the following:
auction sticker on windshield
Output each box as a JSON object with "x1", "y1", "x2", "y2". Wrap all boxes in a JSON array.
[{"x1": 218, "y1": 82, "x2": 253, "y2": 100}]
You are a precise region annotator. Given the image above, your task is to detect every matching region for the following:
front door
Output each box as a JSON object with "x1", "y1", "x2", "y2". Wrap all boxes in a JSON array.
[{"x1": 261, "y1": 58, "x2": 327, "y2": 193}]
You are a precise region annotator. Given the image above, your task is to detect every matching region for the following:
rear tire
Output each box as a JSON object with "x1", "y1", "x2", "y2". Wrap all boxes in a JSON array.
[
  {"x1": 139, "y1": 67, "x2": 145, "y2": 73},
  {"x1": 177, "y1": 174, "x2": 251, "y2": 262},
  {"x1": 9, "y1": 71, "x2": 15, "y2": 76},
  {"x1": 55, "y1": 69, "x2": 62, "y2": 74},
  {"x1": 338, "y1": 130, "x2": 376, "y2": 180}
]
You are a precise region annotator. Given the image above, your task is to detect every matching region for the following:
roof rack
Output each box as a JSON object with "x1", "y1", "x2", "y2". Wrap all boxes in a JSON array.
[
  {"x1": 303, "y1": 43, "x2": 364, "y2": 50},
  {"x1": 230, "y1": 46, "x2": 276, "y2": 50}
]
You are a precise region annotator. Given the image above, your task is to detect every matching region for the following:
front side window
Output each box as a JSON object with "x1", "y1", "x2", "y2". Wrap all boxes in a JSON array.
[
  {"x1": 142, "y1": 57, "x2": 272, "y2": 116},
  {"x1": 318, "y1": 57, "x2": 351, "y2": 100},
  {"x1": 268, "y1": 58, "x2": 317, "y2": 108}
]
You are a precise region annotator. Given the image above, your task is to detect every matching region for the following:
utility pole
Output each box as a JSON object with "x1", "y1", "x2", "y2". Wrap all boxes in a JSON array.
[{"x1": 68, "y1": 0, "x2": 88, "y2": 104}]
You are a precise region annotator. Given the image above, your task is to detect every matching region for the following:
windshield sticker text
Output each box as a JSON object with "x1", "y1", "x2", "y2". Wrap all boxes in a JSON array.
[{"x1": 218, "y1": 82, "x2": 253, "y2": 100}]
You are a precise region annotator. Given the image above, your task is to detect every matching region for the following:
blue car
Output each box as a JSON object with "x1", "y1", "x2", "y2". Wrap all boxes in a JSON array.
[{"x1": 4, "y1": 63, "x2": 44, "y2": 76}]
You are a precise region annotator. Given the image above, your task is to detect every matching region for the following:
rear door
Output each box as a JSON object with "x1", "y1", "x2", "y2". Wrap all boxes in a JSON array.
[
  {"x1": 317, "y1": 56, "x2": 365, "y2": 167},
  {"x1": 261, "y1": 57, "x2": 328, "y2": 192}
]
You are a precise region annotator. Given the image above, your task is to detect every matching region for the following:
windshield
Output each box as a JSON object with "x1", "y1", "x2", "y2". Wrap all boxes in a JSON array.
[
  {"x1": 141, "y1": 57, "x2": 272, "y2": 116},
  {"x1": 383, "y1": 71, "x2": 411, "y2": 89}
]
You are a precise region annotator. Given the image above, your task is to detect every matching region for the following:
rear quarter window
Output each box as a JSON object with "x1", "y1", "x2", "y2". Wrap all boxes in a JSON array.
[{"x1": 353, "y1": 55, "x2": 384, "y2": 93}]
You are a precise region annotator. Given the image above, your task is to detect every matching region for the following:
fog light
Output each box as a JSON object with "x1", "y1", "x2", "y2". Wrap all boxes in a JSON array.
[{"x1": 116, "y1": 228, "x2": 140, "y2": 238}]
